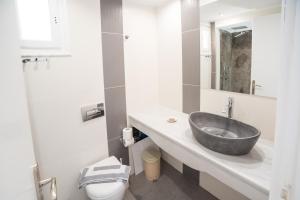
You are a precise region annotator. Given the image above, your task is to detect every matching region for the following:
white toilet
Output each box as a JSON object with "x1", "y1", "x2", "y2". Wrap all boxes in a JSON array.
[{"x1": 85, "y1": 156, "x2": 128, "y2": 200}]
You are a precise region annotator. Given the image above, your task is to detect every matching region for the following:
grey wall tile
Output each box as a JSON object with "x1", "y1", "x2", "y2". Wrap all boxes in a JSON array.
[
  {"x1": 102, "y1": 33, "x2": 125, "y2": 88},
  {"x1": 211, "y1": 23, "x2": 217, "y2": 90},
  {"x1": 104, "y1": 86, "x2": 127, "y2": 140},
  {"x1": 183, "y1": 164, "x2": 199, "y2": 185},
  {"x1": 108, "y1": 137, "x2": 129, "y2": 165},
  {"x1": 182, "y1": 30, "x2": 200, "y2": 85},
  {"x1": 100, "y1": 0, "x2": 123, "y2": 34},
  {"x1": 210, "y1": 22, "x2": 216, "y2": 73},
  {"x1": 101, "y1": 0, "x2": 128, "y2": 166},
  {"x1": 181, "y1": 0, "x2": 200, "y2": 32},
  {"x1": 211, "y1": 72, "x2": 216, "y2": 89},
  {"x1": 183, "y1": 85, "x2": 200, "y2": 114}
]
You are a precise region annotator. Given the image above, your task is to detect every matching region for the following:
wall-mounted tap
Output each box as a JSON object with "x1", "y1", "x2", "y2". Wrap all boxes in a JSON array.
[{"x1": 222, "y1": 97, "x2": 233, "y2": 118}]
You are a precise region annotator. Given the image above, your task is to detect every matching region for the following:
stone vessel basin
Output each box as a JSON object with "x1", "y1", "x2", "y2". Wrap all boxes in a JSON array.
[{"x1": 189, "y1": 112, "x2": 261, "y2": 155}]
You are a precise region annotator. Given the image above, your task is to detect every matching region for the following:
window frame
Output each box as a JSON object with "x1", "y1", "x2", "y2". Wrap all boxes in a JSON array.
[{"x1": 18, "y1": 0, "x2": 69, "y2": 56}]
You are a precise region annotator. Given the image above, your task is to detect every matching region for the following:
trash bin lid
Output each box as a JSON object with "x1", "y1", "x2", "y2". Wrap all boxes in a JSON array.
[{"x1": 142, "y1": 148, "x2": 161, "y2": 163}]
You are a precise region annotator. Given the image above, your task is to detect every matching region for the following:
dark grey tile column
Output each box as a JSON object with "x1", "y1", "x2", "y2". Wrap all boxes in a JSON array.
[
  {"x1": 181, "y1": 0, "x2": 200, "y2": 184},
  {"x1": 210, "y1": 22, "x2": 217, "y2": 89},
  {"x1": 100, "y1": 0, "x2": 129, "y2": 165},
  {"x1": 181, "y1": 0, "x2": 201, "y2": 114}
]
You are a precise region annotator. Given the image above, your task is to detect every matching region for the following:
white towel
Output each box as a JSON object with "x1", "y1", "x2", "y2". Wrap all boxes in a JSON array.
[{"x1": 79, "y1": 156, "x2": 131, "y2": 189}]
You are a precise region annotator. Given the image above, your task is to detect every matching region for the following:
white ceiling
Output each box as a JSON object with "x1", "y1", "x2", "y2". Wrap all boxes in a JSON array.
[
  {"x1": 124, "y1": 0, "x2": 172, "y2": 7},
  {"x1": 126, "y1": 0, "x2": 281, "y2": 8},
  {"x1": 200, "y1": 0, "x2": 282, "y2": 22},
  {"x1": 125, "y1": 0, "x2": 281, "y2": 22},
  {"x1": 201, "y1": 1, "x2": 249, "y2": 23},
  {"x1": 219, "y1": 0, "x2": 282, "y2": 9}
]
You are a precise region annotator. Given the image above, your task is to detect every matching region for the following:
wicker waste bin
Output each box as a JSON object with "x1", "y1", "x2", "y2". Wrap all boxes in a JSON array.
[{"x1": 142, "y1": 147, "x2": 161, "y2": 181}]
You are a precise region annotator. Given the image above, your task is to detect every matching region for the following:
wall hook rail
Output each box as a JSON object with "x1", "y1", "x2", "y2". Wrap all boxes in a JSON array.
[{"x1": 22, "y1": 57, "x2": 48, "y2": 64}]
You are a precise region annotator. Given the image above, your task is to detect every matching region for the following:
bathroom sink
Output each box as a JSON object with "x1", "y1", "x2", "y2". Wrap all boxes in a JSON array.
[{"x1": 189, "y1": 112, "x2": 261, "y2": 155}]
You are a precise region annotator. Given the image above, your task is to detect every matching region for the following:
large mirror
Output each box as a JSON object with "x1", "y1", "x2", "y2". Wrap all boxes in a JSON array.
[{"x1": 200, "y1": 0, "x2": 281, "y2": 98}]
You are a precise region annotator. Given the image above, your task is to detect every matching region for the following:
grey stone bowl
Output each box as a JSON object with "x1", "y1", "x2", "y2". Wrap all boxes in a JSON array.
[{"x1": 189, "y1": 112, "x2": 261, "y2": 156}]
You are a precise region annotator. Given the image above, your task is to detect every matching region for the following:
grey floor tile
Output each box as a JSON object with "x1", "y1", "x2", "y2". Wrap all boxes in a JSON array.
[
  {"x1": 130, "y1": 161, "x2": 218, "y2": 200},
  {"x1": 124, "y1": 190, "x2": 136, "y2": 200},
  {"x1": 183, "y1": 164, "x2": 199, "y2": 185}
]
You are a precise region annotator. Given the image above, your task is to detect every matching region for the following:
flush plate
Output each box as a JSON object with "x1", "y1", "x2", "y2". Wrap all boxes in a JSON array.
[{"x1": 81, "y1": 103, "x2": 105, "y2": 122}]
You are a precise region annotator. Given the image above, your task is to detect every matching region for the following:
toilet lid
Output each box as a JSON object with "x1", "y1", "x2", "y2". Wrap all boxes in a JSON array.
[
  {"x1": 85, "y1": 156, "x2": 127, "y2": 200},
  {"x1": 86, "y1": 181, "x2": 126, "y2": 200}
]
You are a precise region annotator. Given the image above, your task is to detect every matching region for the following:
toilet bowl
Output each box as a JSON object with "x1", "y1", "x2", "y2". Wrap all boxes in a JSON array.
[{"x1": 85, "y1": 156, "x2": 128, "y2": 200}]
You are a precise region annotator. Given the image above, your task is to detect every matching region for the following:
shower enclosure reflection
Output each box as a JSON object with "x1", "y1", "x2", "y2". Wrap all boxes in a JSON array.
[
  {"x1": 200, "y1": 0, "x2": 281, "y2": 98},
  {"x1": 219, "y1": 24, "x2": 252, "y2": 94}
]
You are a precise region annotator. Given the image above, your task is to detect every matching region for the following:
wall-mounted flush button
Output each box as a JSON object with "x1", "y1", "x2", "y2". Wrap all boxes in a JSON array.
[{"x1": 81, "y1": 103, "x2": 105, "y2": 122}]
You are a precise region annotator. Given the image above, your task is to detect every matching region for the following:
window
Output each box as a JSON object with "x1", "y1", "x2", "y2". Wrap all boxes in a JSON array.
[
  {"x1": 201, "y1": 30, "x2": 210, "y2": 51},
  {"x1": 200, "y1": 27, "x2": 211, "y2": 55},
  {"x1": 17, "y1": 0, "x2": 67, "y2": 53}
]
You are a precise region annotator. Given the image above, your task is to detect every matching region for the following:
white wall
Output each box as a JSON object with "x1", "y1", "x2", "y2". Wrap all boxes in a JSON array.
[
  {"x1": 157, "y1": 0, "x2": 183, "y2": 112},
  {"x1": 123, "y1": 0, "x2": 183, "y2": 173},
  {"x1": 123, "y1": 0, "x2": 182, "y2": 113},
  {"x1": 0, "y1": 1, "x2": 36, "y2": 199},
  {"x1": 251, "y1": 13, "x2": 281, "y2": 98},
  {"x1": 123, "y1": 2, "x2": 160, "y2": 114},
  {"x1": 23, "y1": 0, "x2": 108, "y2": 199},
  {"x1": 122, "y1": 3, "x2": 279, "y2": 199}
]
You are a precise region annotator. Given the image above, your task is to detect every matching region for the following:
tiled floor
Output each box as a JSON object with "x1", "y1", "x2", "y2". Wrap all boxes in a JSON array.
[
  {"x1": 124, "y1": 190, "x2": 136, "y2": 200},
  {"x1": 129, "y1": 161, "x2": 218, "y2": 200}
]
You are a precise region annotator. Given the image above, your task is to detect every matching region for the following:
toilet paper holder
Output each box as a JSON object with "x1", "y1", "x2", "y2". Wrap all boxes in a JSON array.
[
  {"x1": 120, "y1": 127, "x2": 134, "y2": 147},
  {"x1": 120, "y1": 137, "x2": 135, "y2": 147}
]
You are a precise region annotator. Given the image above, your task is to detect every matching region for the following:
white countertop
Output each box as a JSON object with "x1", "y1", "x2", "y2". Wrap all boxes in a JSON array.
[{"x1": 128, "y1": 106, "x2": 273, "y2": 200}]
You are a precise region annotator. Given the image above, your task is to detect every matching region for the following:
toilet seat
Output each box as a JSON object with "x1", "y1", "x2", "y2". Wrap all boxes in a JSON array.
[{"x1": 85, "y1": 156, "x2": 128, "y2": 200}]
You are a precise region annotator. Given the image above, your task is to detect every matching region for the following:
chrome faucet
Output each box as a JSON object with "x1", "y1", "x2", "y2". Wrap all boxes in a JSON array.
[{"x1": 223, "y1": 97, "x2": 233, "y2": 118}]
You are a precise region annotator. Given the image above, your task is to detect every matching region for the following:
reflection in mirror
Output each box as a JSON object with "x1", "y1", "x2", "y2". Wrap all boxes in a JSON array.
[
  {"x1": 200, "y1": 0, "x2": 281, "y2": 98},
  {"x1": 219, "y1": 22, "x2": 252, "y2": 94}
]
